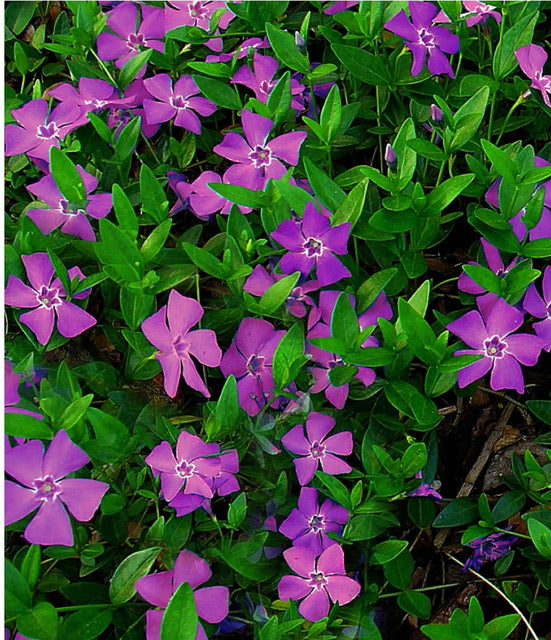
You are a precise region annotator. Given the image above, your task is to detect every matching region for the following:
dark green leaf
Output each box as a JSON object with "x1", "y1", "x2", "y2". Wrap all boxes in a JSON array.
[
  {"x1": 17, "y1": 602, "x2": 58, "y2": 640},
  {"x1": 192, "y1": 74, "x2": 240, "y2": 109},
  {"x1": 332, "y1": 43, "x2": 390, "y2": 85},
  {"x1": 49, "y1": 147, "x2": 86, "y2": 203},
  {"x1": 5, "y1": 412, "x2": 52, "y2": 439},
  {"x1": 182, "y1": 241, "x2": 229, "y2": 279},
  {"x1": 259, "y1": 272, "x2": 300, "y2": 314},
  {"x1": 331, "y1": 292, "x2": 359, "y2": 346},
  {"x1": 60, "y1": 609, "x2": 113, "y2": 640},
  {"x1": 526, "y1": 400, "x2": 551, "y2": 426},
  {"x1": 332, "y1": 179, "x2": 368, "y2": 228},
  {"x1": 493, "y1": 11, "x2": 537, "y2": 80},
  {"x1": 371, "y1": 540, "x2": 408, "y2": 564},
  {"x1": 265, "y1": 22, "x2": 309, "y2": 74},
  {"x1": 209, "y1": 182, "x2": 266, "y2": 208},
  {"x1": 450, "y1": 87, "x2": 489, "y2": 151},
  {"x1": 5, "y1": 560, "x2": 32, "y2": 617},
  {"x1": 112, "y1": 184, "x2": 138, "y2": 239},
  {"x1": 119, "y1": 49, "x2": 152, "y2": 89},
  {"x1": 304, "y1": 157, "x2": 346, "y2": 213},
  {"x1": 314, "y1": 471, "x2": 351, "y2": 510},
  {"x1": 160, "y1": 582, "x2": 198, "y2": 640},
  {"x1": 356, "y1": 267, "x2": 397, "y2": 313},
  {"x1": 273, "y1": 323, "x2": 305, "y2": 390},
  {"x1": 527, "y1": 518, "x2": 551, "y2": 560},
  {"x1": 398, "y1": 590, "x2": 431, "y2": 619},
  {"x1": 140, "y1": 165, "x2": 169, "y2": 223},
  {"x1": 109, "y1": 547, "x2": 161, "y2": 604},
  {"x1": 433, "y1": 497, "x2": 478, "y2": 527},
  {"x1": 462, "y1": 264, "x2": 502, "y2": 295}
]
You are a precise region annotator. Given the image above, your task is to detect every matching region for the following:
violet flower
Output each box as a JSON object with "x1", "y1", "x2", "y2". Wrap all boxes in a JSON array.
[
  {"x1": 271, "y1": 202, "x2": 351, "y2": 287},
  {"x1": 461, "y1": 1, "x2": 501, "y2": 27},
  {"x1": 220, "y1": 317, "x2": 285, "y2": 416},
  {"x1": 231, "y1": 51, "x2": 305, "y2": 110},
  {"x1": 448, "y1": 297, "x2": 544, "y2": 393},
  {"x1": 205, "y1": 36, "x2": 270, "y2": 64},
  {"x1": 524, "y1": 266, "x2": 551, "y2": 351},
  {"x1": 26, "y1": 167, "x2": 112, "y2": 241},
  {"x1": 145, "y1": 431, "x2": 221, "y2": 503},
  {"x1": 279, "y1": 487, "x2": 349, "y2": 556},
  {"x1": 278, "y1": 544, "x2": 361, "y2": 622},
  {"x1": 136, "y1": 549, "x2": 229, "y2": 640},
  {"x1": 384, "y1": 1, "x2": 459, "y2": 79},
  {"x1": 384, "y1": 143, "x2": 397, "y2": 170},
  {"x1": 141, "y1": 290, "x2": 221, "y2": 399},
  {"x1": 407, "y1": 471, "x2": 443, "y2": 502},
  {"x1": 213, "y1": 110, "x2": 307, "y2": 191},
  {"x1": 5, "y1": 99, "x2": 81, "y2": 161},
  {"x1": 143, "y1": 74, "x2": 216, "y2": 134},
  {"x1": 464, "y1": 529, "x2": 517, "y2": 572},
  {"x1": 5, "y1": 430, "x2": 108, "y2": 546},
  {"x1": 164, "y1": 0, "x2": 236, "y2": 52},
  {"x1": 244, "y1": 265, "x2": 321, "y2": 318},
  {"x1": 323, "y1": 1, "x2": 360, "y2": 15},
  {"x1": 96, "y1": 3, "x2": 164, "y2": 75},
  {"x1": 281, "y1": 412, "x2": 352, "y2": 486},
  {"x1": 5, "y1": 360, "x2": 43, "y2": 421},
  {"x1": 430, "y1": 103, "x2": 444, "y2": 124},
  {"x1": 5, "y1": 253, "x2": 96, "y2": 345},
  {"x1": 515, "y1": 44, "x2": 551, "y2": 108},
  {"x1": 108, "y1": 79, "x2": 160, "y2": 139},
  {"x1": 458, "y1": 238, "x2": 516, "y2": 297}
]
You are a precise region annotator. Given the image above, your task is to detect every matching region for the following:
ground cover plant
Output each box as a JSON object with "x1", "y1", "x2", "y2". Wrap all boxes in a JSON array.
[{"x1": 5, "y1": 1, "x2": 551, "y2": 639}]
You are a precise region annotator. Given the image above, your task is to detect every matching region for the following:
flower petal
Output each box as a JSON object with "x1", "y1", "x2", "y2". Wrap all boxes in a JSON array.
[
  {"x1": 5, "y1": 440, "x2": 44, "y2": 487},
  {"x1": 59, "y1": 478, "x2": 108, "y2": 521},
  {"x1": 194, "y1": 586, "x2": 229, "y2": 623},
  {"x1": 25, "y1": 499, "x2": 73, "y2": 546},
  {"x1": 325, "y1": 575, "x2": 361, "y2": 605},
  {"x1": 505, "y1": 334, "x2": 544, "y2": 366},
  {"x1": 136, "y1": 570, "x2": 173, "y2": 608},
  {"x1": 55, "y1": 300, "x2": 96, "y2": 338},
  {"x1": 283, "y1": 546, "x2": 316, "y2": 578},
  {"x1": 43, "y1": 429, "x2": 89, "y2": 479},
  {"x1": 173, "y1": 549, "x2": 211, "y2": 589},
  {"x1": 5, "y1": 481, "x2": 39, "y2": 525},
  {"x1": 306, "y1": 412, "x2": 335, "y2": 444},
  {"x1": 299, "y1": 588, "x2": 329, "y2": 622},
  {"x1": 490, "y1": 353, "x2": 524, "y2": 393},
  {"x1": 167, "y1": 290, "x2": 203, "y2": 336}
]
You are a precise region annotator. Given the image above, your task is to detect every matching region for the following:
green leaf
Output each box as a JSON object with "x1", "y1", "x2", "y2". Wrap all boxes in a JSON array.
[
  {"x1": 398, "y1": 298, "x2": 437, "y2": 366},
  {"x1": 332, "y1": 43, "x2": 391, "y2": 85},
  {"x1": 332, "y1": 179, "x2": 368, "y2": 229},
  {"x1": 114, "y1": 116, "x2": 141, "y2": 161},
  {"x1": 527, "y1": 518, "x2": 551, "y2": 560},
  {"x1": 383, "y1": 550, "x2": 413, "y2": 589},
  {"x1": 5, "y1": 560, "x2": 32, "y2": 617},
  {"x1": 120, "y1": 288, "x2": 155, "y2": 331},
  {"x1": 214, "y1": 375, "x2": 241, "y2": 433},
  {"x1": 21, "y1": 545, "x2": 41, "y2": 590},
  {"x1": 433, "y1": 497, "x2": 478, "y2": 527},
  {"x1": 186, "y1": 60, "x2": 231, "y2": 77},
  {"x1": 209, "y1": 182, "x2": 266, "y2": 209},
  {"x1": 49, "y1": 147, "x2": 86, "y2": 203},
  {"x1": 344, "y1": 347, "x2": 393, "y2": 368},
  {"x1": 493, "y1": 11, "x2": 538, "y2": 80},
  {"x1": 60, "y1": 609, "x2": 113, "y2": 640},
  {"x1": 265, "y1": 22, "x2": 309, "y2": 74},
  {"x1": 462, "y1": 264, "x2": 502, "y2": 295},
  {"x1": 6, "y1": 1, "x2": 38, "y2": 34},
  {"x1": 522, "y1": 239, "x2": 551, "y2": 258},
  {"x1": 345, "y1": 512, "x2": 399, "y2": 541},
  {"x1": 14, "y1": 41, "x2": 29, "y2": 76},
  {"x1": 327, "y1": 364, "x2": 358, "y2": 387},
  {"x1": 450, "y1": 87, "x2": 489, "y2": 151},
  {"x1": 371, "y1": 539, "x2": 408, "y2": 564},
  {"x1": 491, "y1": 491, "x2": 526, "y2": 524},
  {"x1": 47, "y1": 248, "x2": 71, "y2": 298},
  {"x1": 266, "y1": 71, "x2": 292, "y2": 126},
  {"x1": 331, "y1": 292, "x2": 359, "y2": 346},
  {"x1": 398, "y1": 590, "x2": 431, "y2": 619},
  {"x1": 424, "y1": 174, "x2": 475, "y2": 216},
  {"x1": 111, "y1": 184, "x2": 138, "y2": 240},
  {"x1": 119, "y1": 49, "x2": 152, "y2": 89},
  {"x1": 408, "y1": 497, "x2": 436, "y2": 529},
  {"x1": 217, "y1": 534, "x2": 277, "y2": 581},
  {"x1": 57, "y1": 394, "x2": 93, "y2": 431},
  {"x1": 228, "y1": 492, "x2": 247, "y2": 529},
  {"x1": 160, "y1": 582, "x2": 198, "y2": 640},
  {"x1": 182, "y1": 241, "x2": 229, "y2": 279},
  {"x1": 526, "y1": 400, "x2": 551, "y2": 426},
  {"x1": 141, "y1": 219, "x2": 172, "y2": 262},
  {"x1": 259, "y1": 271, "x2": 300, "y2": 314},
  {"x1": 481, "y1": 139, "x2": 517, "y2": 184},
  {"x1": 314, "y1": 471, "x2": 351, "y2": 510},
  {"x1": 17, "y1": 602, "x2": 58, "y2": 640},
  {"x1": 140, "y1": 165, "x2": 169, "y2": 223},
  {"x1": 304, "y1": 157, "x2": 346, "y2": 213},
  {"x1": 483, "y1": 614, "x2": 519, "y2": 640},
  {"x1": 393, "y1": 118, "x2": 417, "y2": 188},
  {"x1": 406, "y1": 138, "x2": 444, "y2": 162},
  {"x1": 320, "y1": 84, "x2": 342, "y2": 143},
  {"x1": 109, "y1": 547, "x2": 161, "y2": 604},
  {"x1": 5, "y1": 412, "x2": 52, "y2": 439},
  {"x1": 192, "y1": 74, "x2": 240, "y2": 110},
  {"x1": 87, "y1": 112, "x2": 113, "y2": 143},
  {"x1": 356, "y1": 267, "x2": 397, "y2": 313},
  {"x1": 273, "y1": 323, "x2": 305, "y2": 390}
]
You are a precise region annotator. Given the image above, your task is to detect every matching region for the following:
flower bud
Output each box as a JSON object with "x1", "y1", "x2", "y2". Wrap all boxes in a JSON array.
[
  {"x1": 430, "y1": 103, "x2": 444, "y2": 125},
  {"x1": 384, "y1": 143, "x2": 397, "y2": 170},
  {"x1": 294, "y1": 31, "x2": 306, "y2": 53}
]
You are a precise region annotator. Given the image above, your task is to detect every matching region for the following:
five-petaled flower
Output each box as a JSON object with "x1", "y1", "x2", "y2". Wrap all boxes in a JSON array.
[
  {"x1": 213, "y1": 110, "x2": 307, "y2": 191},
  {"x1": 448, "y1": 297, "x2": 544, "y2": 393},
  {"x1": 5, "y1": 253, "x2": 96, "y2": 345},
  {"x1": 282, "y1": 412, "x2": 353, "y2": 486},
  {"x1": 141, "y1": 290, "x2": 221, "y2": 398},
  {"x1": 5, "y1": 430, "x2": 109, "y2": 546},
  {"x1": 143, "y1": 74, "x2": 217, "y2": 134},
  {"x1": 461, "y1": 1, "x2": 501, "y2": 27},
  {"x1": 278, "y1": 544, "x2": 361, "y2": 622},
  {"x1": 384, "y1": 1, "x2": 459, "y2": 79},
  {"x1": 463, "y1": 528, "x2": 517, "y2": 572},
  {"x1": 515, "y1": 44, "x2": 551, "y2": 108},
  {"x1": 136, "y1": 549, "x2": 229, "y2": 640},
  {"x1": 279, "y1": 486, "x2": 349, "y2": 556},
  {"x1": 271, "y1": 202, "x2": 351, "y2": 287}
]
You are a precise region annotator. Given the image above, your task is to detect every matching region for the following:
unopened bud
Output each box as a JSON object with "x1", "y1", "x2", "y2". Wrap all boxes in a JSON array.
[
  {"x1": 294, "y1": 31, "x2": 306, "y2": 53},
  {"x1": 384, "y1": 143, "x2": 397, "y2": 170},
  {"x1": 521, "y1": 89, "x2": 532, "y2": 102},
  {"x1": 430, "y1": 103, "x2": 444, "y2": 125}
]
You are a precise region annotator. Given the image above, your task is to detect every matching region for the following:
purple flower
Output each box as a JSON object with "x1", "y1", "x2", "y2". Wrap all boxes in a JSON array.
[
  {"x1": 464, "y1": 529, "x2": 517, "y2": 572},
  {"x1": 448, "y1": 297, "x2": 544, "y2": 393},
  {"x1": 26, "y1": 167, "x2": 112, "y2": 241},
  {"x1": 244, "y1": 265, "x2": 321, "y2": 318},
  {"x1": 205, "y1": 36, "x2": 270, "y2": 64},
  {"x1": 145, "y1": 431, "x2": 221, "y2": 503},
  {"x1": 213, "y1": 110, "x2": 307, "y2": 191},
  {"x1": 282, "y1": 412, "x2": 352, "y2": 486},
  {"x1": 271, "y1": 203, "x2": 351, "y2": 287},
  {"x1": 384, "y1": 143, "x2": 397, "y2": 170},
  {"x1": 96, "y1": 3, "x2": 164, "y2": 75},
  {"x1": 384, "y1": 1, "x2": 459, "y2": 79},
  {"x1": 407, "y1": 471, "x2": 443, "y2": 502},
  {"x1": 430, "y1": 103, "x2": 444, "y2": 124},
  {"x1": 164, "y1": 0, "x2": 236, "y2": 52},
  {"x1": 5, "y1": 360, "x2": 43, "y2": 421},
  {"x1": 5, "y1": 99, "x2": 81, "y2": 161},
  {"x1": 143, "y1": 74, "x2": 216, "y2": 134},
  {"x1": 461, "y1": 1, "x2": 501, "y2": 27},
  {"x1": 136, "y1": 549, "x2": 229, "y2": 640},
  {"x1": 108, "y1": 79, "x2": 160, "y2": 139},
  {"x1": 5, "y1": 430, "x2": 108, "y2": 546},
  {"x1": 515, "y1": 44, "x2": 551, "y2": 108},
  {"x1": 231, "y1": 51, "x2": 305, "y2": 110},
  {"x1": 458, "y1": 238, "x2": 516, "y2": 295},
  {"x1": 220, "y1": 318, "x2": 285, "y2": 416},
  {"x1": 323, "y1": 1, "x2": 360, "y2": 15},
  {"x1": 5, "y1": 253, "x2": 96, "y2": 345},
  {"x1": 278, "y1": 544, "x2": 361, "y2": 622},
  {"x1": 279, "y1": 487, "x2": 349, "y2": 556},
  {"x1": 141, "y1": 290, "x2": 221, "y2": 398},
  {"x1": 524, "y1": 266, "x2": 551, "y2": 351}
]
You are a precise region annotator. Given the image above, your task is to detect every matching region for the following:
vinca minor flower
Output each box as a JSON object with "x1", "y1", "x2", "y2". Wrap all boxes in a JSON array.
[
  {"x1": 461, "y1": 1, "x2": 501, "y2": 27},
  {"x1": 5, "y1": 430, "x2": 108, "y2": 546},
  {"x1": 464, "y1": 529, "x2": 517, "y2": 571},
  {"x1": 515, "y1": 44, "x2": 551, "y2": 108},
  {"x1": 524, "y1": 265, "x2": 551, "y2": 351},
  {"x1": 4, "y1": 360, "x2": 43, "y2": 421}
]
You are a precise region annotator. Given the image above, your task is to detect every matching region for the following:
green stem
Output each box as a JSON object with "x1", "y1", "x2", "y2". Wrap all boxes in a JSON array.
[
  {"x1": 376, "y1": 85, "x2": 383, "y2": 172},
  {"x1": 308, "y1": 77, "x2": 319, "y2": 121},
  {"x1": 495, "y1": 98, "x2": 522, "y2": 145},
  {"x1": 435, "y1": 157, "x2": 446, "y2": 187},
  {"x1": 487, "y1": 90, "x2": 497, "y2": 141},
  {"x1": 141, "y1": 132, "x2": 160, "y2": 164},
  {"x1": 89, "y1": 48, "x2": 117, "y2": 86}
]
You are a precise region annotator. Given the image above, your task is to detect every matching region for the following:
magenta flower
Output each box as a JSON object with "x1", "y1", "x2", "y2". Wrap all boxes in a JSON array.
[
  {"x1": 96, "y1": 3, "x2": 164, "y2": 75},
  {"x1": 384, "y1": 1, "x2": 459, "y2": 79},
  {"x1": 107, "y1": 79, "x2": 160, "y2": 139},
  {"x1": 136, "y1": 549, "x2": 229, "y2": 640},
  {"x1": 278, "y1": 544, "x2": 361, "y2": 622},
  {"x1": 448, "y1": 297, "x2": 545, "y2": 393},
  {"x1": 461, "y1": 1, "x2": 501, "y2": 27},
  {"x1": 5, "y1": 430, "x2": 109, "y2": 546},
  {"x1": 515, "y1": 44, "x2": 551, "y2": 108},
  {"x1": 5, "y1": 360, "x2": 43, "y2": 421},
  {"x1": 458, "y1": 238, "x2": 516, "y2": 295},
  {"x1": 220, "y1": 317, "x2": 285, "y2": 416},
  {"x1": 5, "y1": 253, "x2": 96, "y2": 345},
  {"x1": 231, "y1": 51, "x2": 305, "y2": 110},
  {"x1": 279, "y1": 487, "x2": 349, "y2": 556},
  {"x1": 164, "y1": 0, "x2": 236, "y2": 52},
  {"x1": 5, "y1": 99, "x2": 81, "y2": 161},
  {"x1": 524, "y1": 266, "x2": 551, "y2": 351},
  {"x1": 213, "y1": 110, "x2": 307, "y2": 191},
  {"x1": 323, "y1": 1, "x2": 360, "y2": 15},
  {"x1": 26, "y1": 166, "x2": 112, "y2": 241},
  {"x1": 244, "y1": 265, "x2": 321, "y2": 318},
  {"x1": 143, "y1": 74, "x2": 216, "y2": 134},
  {"x1": 271, "y1": 203, "x2": 351, "y2": 287},
  {"x1": 141, "y1": 290, "x2": 221, "y2": 399},
  {"x1": 145, "y1": 431, "x2": 221, "y2": 503},
  {"x1": 282, "y1": 412, "x2": 352, "y2": 486},
  {"x1": 407, "y1": 471, "x2": 443, "y2": 502},
  {"x1": 464, "y1": 529, "x2": 517, "y2": 572}
]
